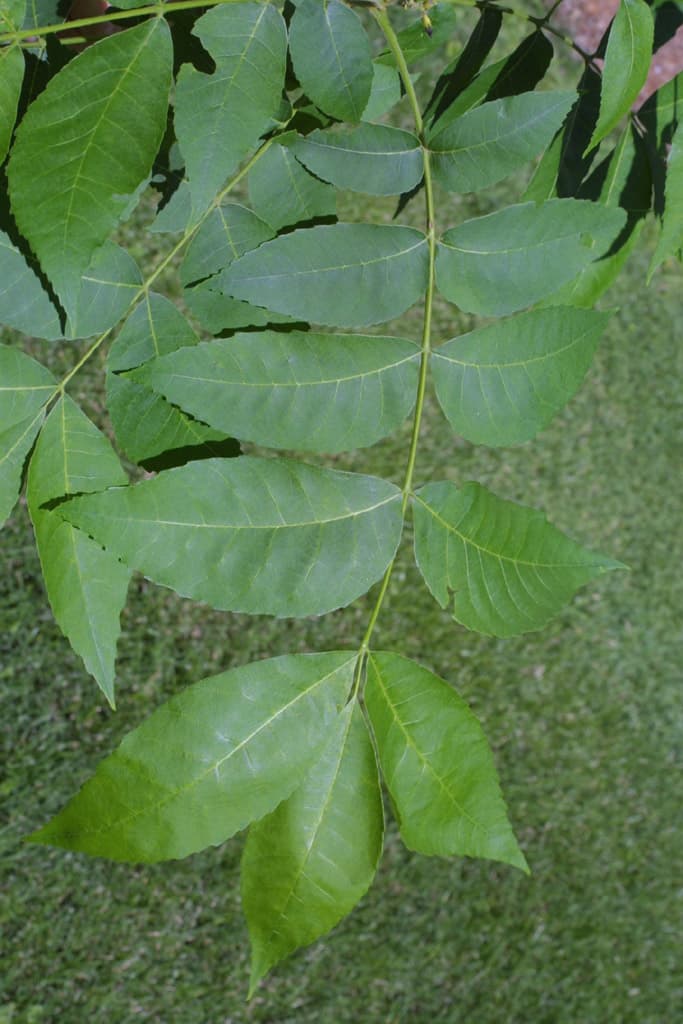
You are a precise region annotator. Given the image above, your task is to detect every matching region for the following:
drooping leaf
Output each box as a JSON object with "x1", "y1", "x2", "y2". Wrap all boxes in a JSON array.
[
  {"x1": 106, "y1": 293, "x2": 226, "y2": 465},
  {"x1": 650, "y1": 120, "x2": 683, "y2": 273},
  {"x1": 0, "y1": 410, "x2": 43, "y2": 527},
  {"x1": 27, "y1": 396, "x2": 131, "y2": 705},
  {"x1": 485, "y1": 29, "x2": 553, "y2": 102},
  {"x1": 248, "y1": 140, "x2": 337, "y2": 231},
  {"x1": 375, "y1": 5, "x2": 459, "y2": 68},
  {"x1": 435, "y1": 199, "x2": 627, "y2": 316},
  {"x1": 7, "y1": 20, "x2": 172, "y2": 313},
  {"x1": 132, "y1": 331, "x2": 420, "y2": 454},
  {"x1": 289, "y1": 0, "x2": 373, "y2": 123},
  {"x1": 587, "y1": 0, "x2": 654, "y2": 152},
  {"x1": 59, "y1": 457, "x2": 403, "y2": 617},
  {"x1": 174, "y1": 3, "x2": 287, "y2": 215},
  {"x1": 220, "y1": 223, "x2": 430, "y2": 328},
  {"x1": 289, "y1": 124, "x2": 424, "y2": 197},
  {"x1": 431, "y1": 307, "x2": 611, "y2": 447},
  {"x1": 427, "y1": 91, "x2": 575, "y2": 194},
  {"x1": 365, "y1": 652, "x2": 527, "y2": 870},
  {"x1": 30, "y1": 652, "x2": 355, "y2": 861},
  {"x1": 412, "y1": 481, "x2": 625, "y2": 637},
  {"x1": 0, "y1": 344, "x2": 55, "y2": 433},
  {"x1": 0, "y1": 229, "x2": 62, "y2": 340},
  {"x1": 65, "y1": 242, "x2": 142, "y2": 340},
  {"x1": 243, "y1": 700, "x2": 383, "y2": 994},
  {"x1": 425, "y1": 6, "x2": 503, "y2": 126},
  {"x1": 0, "y1": 46, "x2": 23, "y2": 163},
  {"x1": 362, "y1": 62, "x2": 401, "y2": 123}
]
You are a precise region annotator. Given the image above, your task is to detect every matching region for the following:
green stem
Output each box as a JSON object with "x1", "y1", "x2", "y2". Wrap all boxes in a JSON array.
[
  {"x1": 0, "y1": 0, "x2": 241, "y2": 45},
  {"x1": 52, "y1": 135, "x2": 278, "y2": 399},
  {"x1": 352, "y1": 9, "x2": 437, "y2": 695}
]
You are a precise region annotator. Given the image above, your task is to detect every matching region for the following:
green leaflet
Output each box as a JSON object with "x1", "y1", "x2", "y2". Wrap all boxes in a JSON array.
[
  {"x1": 0, "y1": 344, "x2": 55, "y2": 434},
  {"x1": 376, "y1": 5, "x2": 459, "y2": 68},
  {"x1": 31, "y1": 652, "x2": 355, "y2": 862},
  {"x1": 362, "y1": 62, "x2": 401, "y2": 123},
  {"x1": 220, "y1": 223, "x2": 430, "y2": 328},
  {"x1": 587, "y1": 0, "x2": 654, "y2": 153},
  {"x1": 242, "y1": 701, "x2": 383, "y2": 994},
  {"x1": 0, "y1": 0, "x2": 24, "y2": 30},
  {"x1": 0, "y1": 229, "x2": 62, "y2": 340},
  {"x1": 365, "y1": 652, "x2": 527, "y2": 870},
  {"x1": 7, "y1": 20, "x2": 172, "y2": 315},
  {"x1": 131, "y1": 331, "x2": 420, "y2": 454},
  {"x1": 184, "y1": 286, "x2": 295, "y2": 335},
  {"x1": 650, "y1": 120, "x2": 683, "y2": 274},
  {"x1": 174, "y1": 3, "x2": 287, "y2": 216},
  {"x1": 289, "y1": 0, "x2": 373, "y2": 123},
  {"x1": 436, "y1": 199, "x2": 627, "y2": 316},
  {"x1": 180, "y1": 203, "x2": 275, "y2": 287},
  {"x1": 0, "y1": 45, "x2": 23, "y2": 163},
  {"x1": 427, "y1": 91, "x2": 576, "y2": 194},
  {"x1": 0, "y1": 410, "x2": 44, "y2": 527},
  {"x1": 248, "y1": 140, "x2": 337, "y2": 231},
  {"x1": 431, "y1": 307, "x2": 611, "y2": 447},
  {"x1": 27, "y1": 396, "x2": 131, "y2": 706},
  {"x1": 412, "y1": 481, "x2": 625, "y2": 637},
  {"x1": 59, "y1": 456, "x2": 403, "y2": 618},
  {"x1": 289, "y1": 124, "x2": 424, "y2": 197},
  {"x1": 65, "y1": 242, "x2": 142, "y2": 340},
  {"x1": 106, "y1": 294, "x2": 225, "y2": 465}
]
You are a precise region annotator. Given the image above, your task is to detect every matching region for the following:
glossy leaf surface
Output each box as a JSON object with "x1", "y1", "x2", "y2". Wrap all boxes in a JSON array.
[
  {"x1": 243, "y1": 701, "x2": 383, "y2": 994},
  {"x1": 7, "y1": 20, "x2": 172, "y2": 312},
  {"x1": 428, "y1": 91, "x2": 575, "y2": 194},
  {"x1": 289, "y1": 0, "x2": 373, "y2": 123},
  {"x1": 174, "y1": 3, "x2": 287, "y2": 215},
  {"x1": 587, "y1": 0, "x2": 654, "y2": 152},
  {"x1": 27, "y1": 396, "x2": 131, "y2": 705},
  {"x1": 132, "y1": 331, "x2": 420, "y2": 453},
  {"x1": 59, "y1": 457, "x2": 403, "y2": 617},
  {"x1": 290, "y1": 124, "x2": 423, "y2": 197},
  {"x1": 413, "y1": 481, "x2": 625, "y2": 637},
  {"x1": 436, "y1": 200, "x2": 626, "y2": 316},
  {"x1": 365, "y1": 652, "x2": 527, "y2": 870},
  {"x1": 31, "y1": 653, "x2": 355, "y2": 861},
  {"x1": 221, "y1": 223, "x2": 429, "y2": 327},
  {"x1": 431, "y1": 307, "x2": 611, "y2": 446}
]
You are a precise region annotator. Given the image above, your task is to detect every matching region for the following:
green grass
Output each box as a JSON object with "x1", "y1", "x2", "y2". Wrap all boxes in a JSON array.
[{"x1": 2, "y1": 15, "x2": 682, "y2": 1019}]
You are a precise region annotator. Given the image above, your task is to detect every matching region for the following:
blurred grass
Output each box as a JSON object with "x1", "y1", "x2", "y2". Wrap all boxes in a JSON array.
[{"x1": 2, "y1": 7, "x2": 682, "y2": 1021}]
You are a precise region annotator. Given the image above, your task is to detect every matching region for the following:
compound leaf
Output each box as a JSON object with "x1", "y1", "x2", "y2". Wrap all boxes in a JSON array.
[
  {"x1": 427, "y1": 91, "x2": 576, "y2": 194},
  {"x1": 289, "y1": 0, "x2": 373, "y2": 123},
  {"x1": 59, "y1": 456, "x2": 403, "y2": 617},
  {"x1": 412, "y1": 481, "x2": 625, "y2": 637},
  {"x1": 30, "y1": 652, "x2": 355, "y2": 861},
  {"x1": 174, "y1": 3, "x2": 287, "y2": 216},
  {"x1": 106, "y1": 293, "x2": 226, "y2": 465},
  {"x1": 243, "y1": 700, "x2": 383, "y2": 994},
  {"x1": 365, "y1": 652, "x2": 527, "y2": 870},
  {"x1": 436, "y1": 199, "x2": 626, "y2": 316},
  {"x1": 290, "y1": 124, "x2": 423, "y2": 197},
  {"x1": 220, "y1": 223, "x2": 429, "y2": 328},
  {"x1": 27, "y1": 396, "x2": 131, "y2": 705},
  {"x1": 587, "y1": 0, "x2": 654, "y2": 152},
  {"x1": 431, "y1": 307, "x2": 611, "y2": 446},
  {"x1": 7, "y1": 19, "x2": 172, "y2": 314},
  {"x1": 132, "y1": 330, "x2": 420, "y2": 454}
]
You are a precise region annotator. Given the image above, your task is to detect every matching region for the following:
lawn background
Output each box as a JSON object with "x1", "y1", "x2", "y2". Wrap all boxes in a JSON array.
[{"x1": 1, "y1": 7, "x2": 682, "y2": 1022}]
